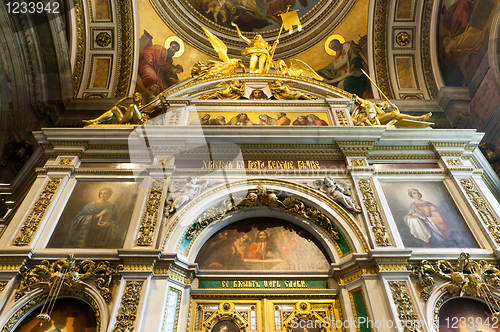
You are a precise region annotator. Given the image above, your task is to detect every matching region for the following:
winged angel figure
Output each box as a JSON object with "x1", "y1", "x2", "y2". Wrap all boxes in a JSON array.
[
  {"x1": 191, "y1": 27, "x2": 246, "y2": 79},
  {"x1": 164, "y1": 176, "x2": 215, "y2": 217},
  {"x1": 273, "y1": 59, "x2": 323, "y2": 81},
  {"x1": 307, "y1": 176, "x2": 361, "y2": 213}
]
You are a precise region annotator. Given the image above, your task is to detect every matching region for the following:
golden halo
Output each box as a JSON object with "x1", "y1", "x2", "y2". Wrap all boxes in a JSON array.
[
  {"x1": 164, "y1": 36, "x2": 185, "y2": 58},
  {"x1": 325, "y1": 34, "x2": 346, "y2": 56}
]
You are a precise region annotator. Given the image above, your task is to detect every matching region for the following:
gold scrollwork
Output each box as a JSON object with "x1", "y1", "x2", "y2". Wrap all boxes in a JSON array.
[
  {"x1": 389, "y1": 281, "x2": 421, "y2": 332},
  {"x1": 57, "y1": 158, "x2": 74, "y2": 165},
  {"x1": 13, "y1": 178, "x2": 62, "y2": 246},
  {"x1": 396, "y1": 31, "x2": 411, "y2": 47},
  {"x1": 351, "y1": 159, "x2": 365, "y2": 166},
  {"x1": 136, "y1": 179, "x2": 165, "y2": 246},
  {"x1": 460, "y1": 178, "x2": 500, "y2": 244},
  {"x1": 113, "y1": 0, "x2": 134, "y2": 97},
  {"x1": 446, "y1": 158, "x2": 462, "y2": 166},
  {"x1": 16, "y1": 254, "x2": 123, "y2": 303},
  {"x1": 113, "y1": 281, "x2": 144, "y2": 332},
  {"x1": 184, "y1": 185, "x2": 339, "y2": 243},
  {"x1": 96, "y1": 32, "x2": 112, "y2": 47},
  {"x1": 413, "y1": 252, "x2": 500, "y2": 301},
  {"x1": 357, "y1": 179, "x2": 392, "y2": 246}
]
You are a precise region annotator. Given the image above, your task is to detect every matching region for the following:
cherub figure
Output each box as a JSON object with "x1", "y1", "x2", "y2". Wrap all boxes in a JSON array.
[
  {"x1": 307, "y1": 176, "x2": 361, "y2": 212},
  {"x1": 165, "y1": 176, "x2": 213, "y2": 215}
]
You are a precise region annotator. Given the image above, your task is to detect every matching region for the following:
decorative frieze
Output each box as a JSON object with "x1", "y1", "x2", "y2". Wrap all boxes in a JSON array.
[
  {"x1": 389, "y1": 281, "x2": 421, "y2": 332},
  {"x1": 358, "y1": 179, "x2": 392, "y2": 246},
  {"x1": 136, "y1": 179, "x2": 164, "y2": 246},
  {"x1": 113, "y1": 281, "x2": 144, "y2": 332}
]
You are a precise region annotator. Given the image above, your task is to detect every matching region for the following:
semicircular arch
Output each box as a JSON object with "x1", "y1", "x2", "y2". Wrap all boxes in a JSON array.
[{"x1": 161, "y1": 179, "x2": 369, "y2": 264}]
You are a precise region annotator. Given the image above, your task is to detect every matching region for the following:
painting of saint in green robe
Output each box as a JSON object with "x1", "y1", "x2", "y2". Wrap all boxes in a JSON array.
[{"x1": 48, "y1": 181, "x2": 139, "y2": 248}]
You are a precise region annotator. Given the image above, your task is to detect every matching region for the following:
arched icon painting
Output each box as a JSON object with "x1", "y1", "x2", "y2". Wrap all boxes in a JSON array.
[
  {"x1": 13, "y1": 298, "x2": 97, "y2": 332},
  {"x1": 187, "y1": 0, "x2": 321, "y2": 32},
  {"x1": 212, "y1": 321, "x2": 240, "y2": 332},
  {"x1": 195, "y1": 217, "x2": 330, "y2": 270},
  {"x1": 438, "y1": 298, "x2": 500, "y2": 332}
]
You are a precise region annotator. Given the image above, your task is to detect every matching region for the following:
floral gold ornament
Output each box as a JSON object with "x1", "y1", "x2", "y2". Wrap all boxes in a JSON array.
[
  {"x1": 16, "y1": 254, "x2": 123, "y2": 304},
  {"x1": 95, "y1": 32, "x2": 112, "y2": 47},
  {"x1": 136, "y1": 179, "x2": 164, "y2": 246},
  {"x1": 358, "y1": 179, "x2": 392, "y2": 246},
  {"x1": 396, "y1": 31, "x2": 411, "y2": 47},
  {"x1": 57, "y1": 158, "x2": 74, "y2": 165},
  {"x1": 413, "y1": 252, "x2": 500, "y2": 313},
  {"x1": 460, "y1": 178, "x2": 500, "y2": 244},
  {"x1": 13, "y1": 178, "x2": 62, "y2": 246},
  {"x1": 389, "y1": 282, "x2": 421, "y2": 332},
  {"x1": 184, "y1": 185, "x2": 339, "y2": 243},
  {"x1": 447, "y1": 158, "x2": 462, "y2": 166},
  {"x1": 113, "y1": 281, "x2": 143, "y2": 332}
]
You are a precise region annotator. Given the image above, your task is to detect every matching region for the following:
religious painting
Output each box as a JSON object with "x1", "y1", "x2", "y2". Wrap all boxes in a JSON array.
[
  {"x1": 187, "y1": 111, "x2": 330, "y2": 126},
  {"x1": 136, "y1": 33, "x2": 186, "y2": 104},
  {"x1": 316, "y1": 34, "x2": 372, "y2": 99},
  {"x1": 195, "y1": 218, "x2": 330, "y2": 270},
  {"x1": 212, "y1": 321, "x2": 240, "y2": 332},
  {"x1": 437, "y1": 0, "x2": 498, "y2": 86},
  {"x1": 47, "y1": 181, "x2": 139, "y2": 249},
  {"x1": 380, "y1": 181, "x2": 478, "y2": 248},
  {"x1": 439, "y1": 298, "x2": 500, "y2": 332},
  {"x1": 13, "y1": 298, "x2": 97, "y2": 332},
  {"x1": 187, "y1": 0, "x2": 320, "y2": 32}
]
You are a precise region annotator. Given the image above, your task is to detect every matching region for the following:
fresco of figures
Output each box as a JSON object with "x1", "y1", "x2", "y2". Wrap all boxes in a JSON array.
[
  {"x1": 14, "y1": 298, "x2": 97, "y2": 332},
  {"x1": 187, "y1": 0, "x2": 320, "y2": 32},
  {"x1": 438, "y1": 298, "x2": 500, "y2": 332},
  {"x1": 380, "y1": 182, "x2": 478, "y2": 248},
  {"x1": 438, "y1": 0, "x2": 498, "y2": 86},
  {"x1": 188, "y1": 112, "x2": 330, "y2": 126},
  {"x1": 316, "y1": 34, "x2": 372, "y2": 99},
  {"x1": 195, "y1": 219, "x2": 330, "y2": 270},
  {"x1": 47, "y1": 181, "x2": 139, "y2": 249}
]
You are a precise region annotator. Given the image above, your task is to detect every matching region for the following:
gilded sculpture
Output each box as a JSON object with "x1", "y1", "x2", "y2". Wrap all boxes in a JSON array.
[
  {"x1": 191, "y1": 27, "x2": 246, "y2": 79},
  {"x1": 200, "y1": 80, "x2": 245, "y2": 100},
  {"x1": 413, "y1": 252, "x2": 500, "y2": 308},
  {"x1": 351, "y1": 96, "x2": 433, "y2": 127},
  {"x1": 83, "y1": 92, "x2": 160, "y2": 126},
  {"x1": 269, "y1": 80, "x2": 318, "y2": 100},
  {"x1": 16, "y1": 254, "x2": 123, "y2": 304}
]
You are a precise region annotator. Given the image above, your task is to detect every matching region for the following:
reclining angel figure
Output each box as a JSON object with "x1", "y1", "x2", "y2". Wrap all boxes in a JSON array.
[{"x1": 191, "y1": 27, "x2": 246, "y2": 79}]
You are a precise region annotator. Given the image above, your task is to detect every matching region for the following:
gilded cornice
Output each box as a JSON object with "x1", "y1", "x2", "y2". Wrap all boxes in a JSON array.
[{"x1": 368, "y1": 154, "x2": 439, "y2": 160}]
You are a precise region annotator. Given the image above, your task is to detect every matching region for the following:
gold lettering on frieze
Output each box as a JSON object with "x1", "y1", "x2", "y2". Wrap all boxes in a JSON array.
[
  {"x1": 200, "y1": 160, "x2": 321, "y2": 170},
  {"x1": 223, "y1": 280, "x2": 308, "y2": 288}
]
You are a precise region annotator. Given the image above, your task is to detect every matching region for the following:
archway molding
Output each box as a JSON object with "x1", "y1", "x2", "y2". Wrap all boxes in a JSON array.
[{"x1": 161, "y1": 179, "x2": 369, "y2": 265}]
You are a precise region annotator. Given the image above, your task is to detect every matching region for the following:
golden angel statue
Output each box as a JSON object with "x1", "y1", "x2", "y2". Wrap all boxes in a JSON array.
[
  {"x1": 269, "y1": 80, "x2": 318, "y2": 100},
  {"x1": 352, "y1": 96, "x2": 432, "y2": 127},
  {"x1": 191, "y1": 27, "x2": 246, "y2": 79},
  {"x1": 82, "y1": 92, "x2": 160, "y2": 126},
  {"x1": 232, "y1": 22, "x2": 277, "y2": 74},
  {"x1": 199, "y1": 80, "x2": 245, "y2": 100}
]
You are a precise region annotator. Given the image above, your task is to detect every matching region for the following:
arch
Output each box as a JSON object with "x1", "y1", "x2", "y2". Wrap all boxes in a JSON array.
[
  {"x1": 161, "y1": 179, "x2": 369, "y2": 264},
  {"x1": 0, "y1": 285, "x2": 108, "y2": 332}
]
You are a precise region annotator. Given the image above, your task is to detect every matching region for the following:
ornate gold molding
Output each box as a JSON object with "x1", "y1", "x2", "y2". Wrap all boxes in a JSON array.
[
  {"x1": 357, "y1": 179, "x2": 392, "y2": 246},
  {"x1": 113, "y1": 0, "x2": 134, "y2": 97},
  {"x1": 336, "y1": 110, "x2": 349, "y2": 126},
  {"x1": 413, "y1": 252, "x2": 500, "y2": 301},
  {"x1": 13, "y1": 178, "x2": 62, "y2": 246},
  {"x1": 72, "y1": 0, "x2": 85, "y2": 96},
  {"x1": 136, "y1": 179, "x2": 165, "y2": 246},
  {"x1": 113, "y1": 281, "x2": 144, "y2": 332},
  {"x1": 460, "y1": 178, "x2": 500, "y2": 244},
  {"x1": 421, "y1": 0, "x2": 438, "y2": 98},
  {"x1": 373, "y1": 0, "x2": 394, "y2": 99},
  {"x1": 389, "y1": 281, "x2": 421, "y2": 332},
  {"x1": 16, "y1": 254, "x2": 123, "y2": 303},
  {"x1": 183, "y1": 185, "x2": 339, "y2": 245}
]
